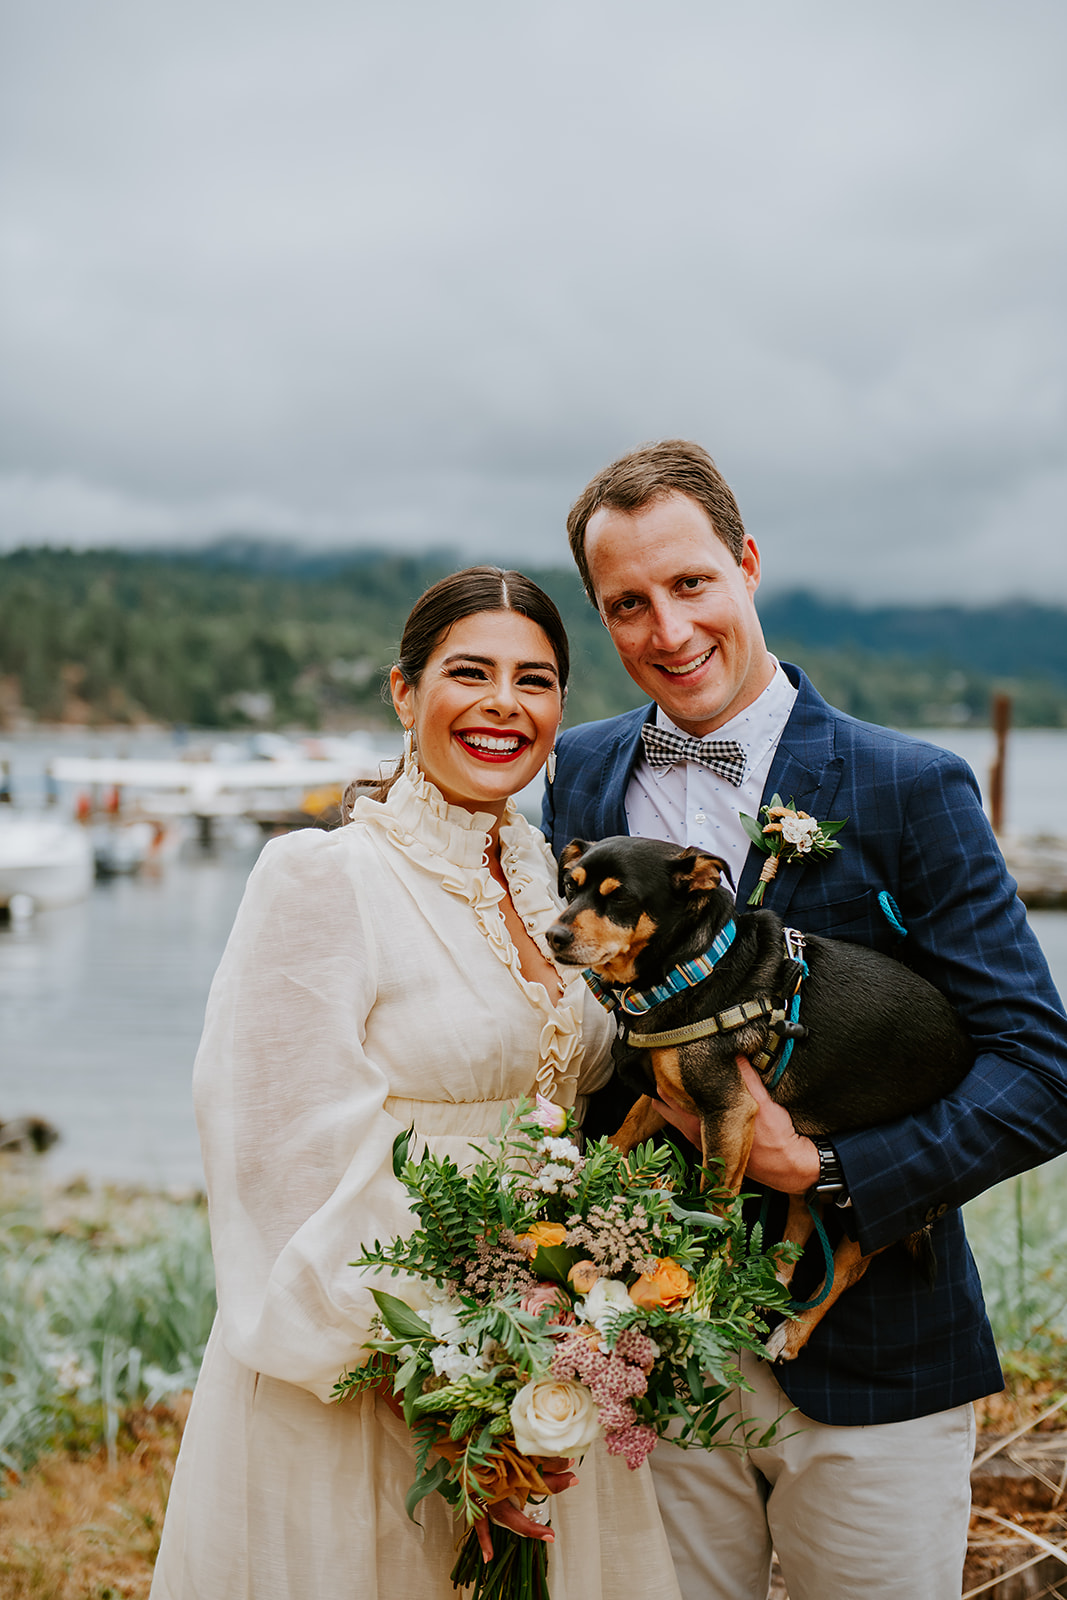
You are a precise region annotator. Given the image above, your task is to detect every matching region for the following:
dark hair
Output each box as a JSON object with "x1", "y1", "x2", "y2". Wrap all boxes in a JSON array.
[
  {"x1": 566, "y1": 439, "x2": 747, "y2": 603},
  {"x1": 362, "y1": 565, "x2": 569, "y2": 805}
]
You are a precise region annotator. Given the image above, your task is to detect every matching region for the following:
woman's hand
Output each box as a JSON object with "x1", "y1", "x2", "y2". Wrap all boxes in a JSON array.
[{"x1": 474, "y1": 1460, "x2": 578, "y2": 1561}]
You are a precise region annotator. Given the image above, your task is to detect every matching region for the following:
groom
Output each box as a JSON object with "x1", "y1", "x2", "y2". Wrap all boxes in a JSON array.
[{"x1": 542, "y1": 439, "x2": 1067, "y2": 1600}]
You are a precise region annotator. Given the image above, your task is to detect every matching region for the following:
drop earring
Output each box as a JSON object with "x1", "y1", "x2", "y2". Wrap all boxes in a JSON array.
[
  {"x1": 546, "y1": 744, "x2": 557, "y2": 785},
  {"x1": 403, "y1": 725, "x2": 417, "y2": 774}
]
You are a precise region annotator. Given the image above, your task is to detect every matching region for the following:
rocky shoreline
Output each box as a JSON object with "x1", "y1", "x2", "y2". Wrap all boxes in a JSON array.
[{"x1": 1003, "y1": 834, "x2": 1067, "y2": 910}]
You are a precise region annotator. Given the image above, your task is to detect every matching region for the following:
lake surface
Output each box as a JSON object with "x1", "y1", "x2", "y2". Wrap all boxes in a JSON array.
[{"x1": 1, "y1": 725, "x2": 1065, "y2": 1188}]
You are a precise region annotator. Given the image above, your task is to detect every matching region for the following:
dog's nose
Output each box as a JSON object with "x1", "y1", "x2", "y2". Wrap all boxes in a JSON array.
[{"x1": 545, "y1": 922, "x2": 573, "y2": 954}]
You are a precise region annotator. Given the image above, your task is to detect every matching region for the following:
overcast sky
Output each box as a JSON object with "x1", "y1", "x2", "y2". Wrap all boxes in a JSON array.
[{"x1": 1, "y1": 1, "x2": 1064, "y2": 601}]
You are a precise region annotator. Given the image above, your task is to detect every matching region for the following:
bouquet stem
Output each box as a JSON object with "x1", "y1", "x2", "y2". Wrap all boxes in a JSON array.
[{"x1": 450, "y1": 1523, "x2": 550, "y2": 1600}]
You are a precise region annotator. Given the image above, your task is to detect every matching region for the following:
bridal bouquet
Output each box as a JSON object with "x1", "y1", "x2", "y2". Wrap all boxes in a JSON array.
[{"x1": 334, "y1": 1097, "x2": 795, "y2": 1600}]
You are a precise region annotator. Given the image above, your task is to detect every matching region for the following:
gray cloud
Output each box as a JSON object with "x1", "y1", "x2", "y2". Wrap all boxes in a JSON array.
[{"x1": 1, "y1": 0, "x2": 1064, "y2": 600}]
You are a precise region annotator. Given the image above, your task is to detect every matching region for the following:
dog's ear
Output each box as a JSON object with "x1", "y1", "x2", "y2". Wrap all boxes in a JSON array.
[
  {"x1": 558, "y1": 839, "x2": 590, "y2": 897},
  {"x1": 669, "y1": 849, "x2": 732, "y2": 897}
]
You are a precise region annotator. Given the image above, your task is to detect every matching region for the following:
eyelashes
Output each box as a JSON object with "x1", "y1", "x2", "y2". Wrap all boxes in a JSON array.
[{"x1": 443, "y1": 664, "x2": 557, "y2": 691}]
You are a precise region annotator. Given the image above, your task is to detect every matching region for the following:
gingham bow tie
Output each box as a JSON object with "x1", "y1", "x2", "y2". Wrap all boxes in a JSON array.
[{"x1": 640, "y1": 723, "x2": 747, "y2": 786}]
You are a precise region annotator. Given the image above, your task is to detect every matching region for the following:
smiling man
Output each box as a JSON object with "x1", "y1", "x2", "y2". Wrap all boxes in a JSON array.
[{"x1": 542, "y1": 439, "x2": 1067, "y2": 1600}]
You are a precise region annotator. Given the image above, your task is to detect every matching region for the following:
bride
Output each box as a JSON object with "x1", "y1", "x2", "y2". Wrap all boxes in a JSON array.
[{"x1": 150, "y1": 566, "x2": 681, "y2": 1600}]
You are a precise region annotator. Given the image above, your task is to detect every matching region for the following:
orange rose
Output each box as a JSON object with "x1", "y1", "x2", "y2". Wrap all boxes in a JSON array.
[
  {"x1": 516, "y1": 1222, "x2": 568, "y2": 1257},
  {"x1": 628, "y1": 1258, "x2": 695, "y2": 1311},
  {"x1": 566, "y1": 1259, "x2": 601, "y2": 1294},
  {"x1": 433, "y1": 1434, "x2": 553, "y2": 1504}
]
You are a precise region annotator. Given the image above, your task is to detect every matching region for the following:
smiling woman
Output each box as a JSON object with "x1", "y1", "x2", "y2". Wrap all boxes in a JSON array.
[
  {"x1": 390, "y1": 607, "x2": 563, "y2": 819},
  {"x1": 149, "y1": 565, "x2": 681, "y2": 1600}
]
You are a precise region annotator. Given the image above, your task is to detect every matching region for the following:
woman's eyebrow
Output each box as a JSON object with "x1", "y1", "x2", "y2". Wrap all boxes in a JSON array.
[{"x1": 442, "y1": 653, "x2": 557, "y2": 673}]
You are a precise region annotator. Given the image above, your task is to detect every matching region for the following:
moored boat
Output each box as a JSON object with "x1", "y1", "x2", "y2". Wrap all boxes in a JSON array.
[{"x1": 0, "y1": 814, "x2": 95, "y2": 911}]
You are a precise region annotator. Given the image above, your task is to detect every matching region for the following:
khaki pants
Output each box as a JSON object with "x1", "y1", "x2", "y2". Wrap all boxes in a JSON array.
[{"x1": 649, "y1": 1350, "x2": 976, "y2": 1600}]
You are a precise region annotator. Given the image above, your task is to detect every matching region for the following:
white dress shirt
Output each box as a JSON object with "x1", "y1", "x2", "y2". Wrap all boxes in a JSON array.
[{"x1": 625, "y1": 659, "x2": 798, "y2": 893}]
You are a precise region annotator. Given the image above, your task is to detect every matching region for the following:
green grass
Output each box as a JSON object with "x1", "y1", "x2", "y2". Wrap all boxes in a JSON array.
[
  {"x1": 0, "y1": 1180, "x2": 216, "y2": 1479},
  {"x1": 965, "y1": 1152, "x2": 1067, "y2": 1384},
  {"x1": 1, "y1": 1162, "x2": 1062, "y2": 1487}
]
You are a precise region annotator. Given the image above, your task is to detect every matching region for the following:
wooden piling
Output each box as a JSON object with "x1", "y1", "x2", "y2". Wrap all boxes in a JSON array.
[{"x1": 990, "y1": 693, "x2": 1012, "y2": 836}]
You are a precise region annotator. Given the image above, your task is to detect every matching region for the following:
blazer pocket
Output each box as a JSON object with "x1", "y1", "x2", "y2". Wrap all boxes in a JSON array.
[{"x1": 790, "y1": 888, "x2": 898, "y2": 949}]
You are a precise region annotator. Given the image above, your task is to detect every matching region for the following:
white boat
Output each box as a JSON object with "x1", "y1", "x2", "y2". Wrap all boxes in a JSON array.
[
  {"x1": 0, "y1": 813, "x2": 95, "y2": 911},
  {"x1": 91, "y1": 818, "x2": 169, "y2": 877}
]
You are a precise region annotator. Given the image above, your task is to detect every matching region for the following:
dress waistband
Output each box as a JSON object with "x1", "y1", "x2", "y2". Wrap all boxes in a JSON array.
[{"x1": 384, "y1": 1096, "x2": 517, "y2": 1139}]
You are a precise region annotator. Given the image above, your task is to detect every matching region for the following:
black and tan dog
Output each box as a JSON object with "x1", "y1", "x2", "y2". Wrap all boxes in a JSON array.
[{"x1": 545, "y1": 835, "x2": 973, "y2": 1361}]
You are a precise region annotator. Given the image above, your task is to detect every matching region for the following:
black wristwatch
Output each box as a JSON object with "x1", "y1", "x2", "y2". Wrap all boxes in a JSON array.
[{"x1": 812, "y1": 1138, "x2": 848, "y2": 1200}]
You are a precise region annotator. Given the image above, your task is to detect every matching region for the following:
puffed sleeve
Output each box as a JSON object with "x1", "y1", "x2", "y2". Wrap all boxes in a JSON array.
[{"x1": 193, "y1": 827, "x2": 420, "y2": 1403}]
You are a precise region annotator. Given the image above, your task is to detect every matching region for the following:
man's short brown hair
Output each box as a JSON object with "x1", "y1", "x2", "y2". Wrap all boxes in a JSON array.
[{"x1": 566, "y1": 439, "x2": 747, "y2": 602}]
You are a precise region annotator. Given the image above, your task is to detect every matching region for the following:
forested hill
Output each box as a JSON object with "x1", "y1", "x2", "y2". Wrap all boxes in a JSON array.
[{"x1": 1, "y1": 544, "x2": 1065, "y2": 732}]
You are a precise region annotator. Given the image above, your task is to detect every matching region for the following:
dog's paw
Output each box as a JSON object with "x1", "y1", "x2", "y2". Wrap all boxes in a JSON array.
[{"x1": 763, "y1": 1323, "x2": 796, "y2": 1363}]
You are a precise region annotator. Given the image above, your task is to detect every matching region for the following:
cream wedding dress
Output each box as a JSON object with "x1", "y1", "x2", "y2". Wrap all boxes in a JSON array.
[{"x1": 150, "y1": 767, "x2": 681, "y2": 1600}]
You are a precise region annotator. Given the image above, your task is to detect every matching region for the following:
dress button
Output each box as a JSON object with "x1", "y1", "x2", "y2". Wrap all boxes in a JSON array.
[{"x1": 694, "y1": 811, "x2": 707, "y2": 825}]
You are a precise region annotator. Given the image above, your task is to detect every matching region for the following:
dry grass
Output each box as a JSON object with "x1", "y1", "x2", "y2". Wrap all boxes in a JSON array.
[
  {"x1": 2, "y1": 1166, "x2": 1066, "y2": 1598},
  {"x1": 0, "y1": 1401, "x2": 187, "y2": 1600}
]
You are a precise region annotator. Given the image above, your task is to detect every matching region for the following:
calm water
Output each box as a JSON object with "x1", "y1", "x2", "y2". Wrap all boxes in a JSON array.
[{"x1": 1, "y1": 726, "x2": 1065, "y2": 1188}]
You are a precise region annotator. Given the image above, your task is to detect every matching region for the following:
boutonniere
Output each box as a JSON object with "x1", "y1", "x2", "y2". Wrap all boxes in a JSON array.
[{"x1": 739, "y1": 794, "x2": 847, "y2": 906}]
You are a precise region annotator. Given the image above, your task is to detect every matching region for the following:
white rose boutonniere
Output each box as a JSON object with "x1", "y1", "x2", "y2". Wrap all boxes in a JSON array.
[{"x1": 740, "y1": 793, "x2": 847, "y2": 906}]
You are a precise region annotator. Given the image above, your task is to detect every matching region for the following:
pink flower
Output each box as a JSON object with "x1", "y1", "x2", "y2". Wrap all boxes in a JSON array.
[
  {"x1": 604, "y1": 1421, "x2": 658, "y2": 1470},
  {"x1": 520, "y1": 1281, "x2": 575, "y2": 1325},
  {"x1": 534, "y1": 1094, "x2": 567, "y2": 1135}
]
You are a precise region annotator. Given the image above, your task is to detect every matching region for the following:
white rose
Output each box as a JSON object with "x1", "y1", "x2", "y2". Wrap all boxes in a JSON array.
[
  {"x1": 510, "y1": 1378, "x2": 601, "y2": 1456},
  {"x1": 577, "y1": 1276, "x2": 633, "y2": 1333}
]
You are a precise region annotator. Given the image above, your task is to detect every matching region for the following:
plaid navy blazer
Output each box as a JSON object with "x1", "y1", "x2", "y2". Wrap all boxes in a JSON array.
[{"x1": 542, "y1": 664, "x2": 1067, "y2": 1425}]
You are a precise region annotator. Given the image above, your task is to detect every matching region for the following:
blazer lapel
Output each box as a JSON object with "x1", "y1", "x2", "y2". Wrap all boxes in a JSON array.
[
  {"x1": 594, "y1": 705, "x2": 655, "y2": 837},
  {"x1": 735, "y1": 667, "x2": 845, "y2": 917}
]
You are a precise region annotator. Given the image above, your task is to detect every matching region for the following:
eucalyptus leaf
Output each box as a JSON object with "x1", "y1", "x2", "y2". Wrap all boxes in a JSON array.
[
  {"x1": 738, "y1": 811, "x2": 766, "y2": 848},
  {"x1": 404, "y1": 1456, "x2": 452, "y2": 1525},
  {"x1": 391, "y1": 1125, "x2": 416, "y2": 1177},
  {"x1": 668, "y1": 1200, "x2": 728, "y2": 1231},
  {"x1": 529, "y1": 1242, "x2": 577, "y2": 1284},
  {"x1": 394, "y1": 1353, "x2": 422, "y2": 1389},
  {"x1": 370, "y1": 1289, "x2": 432, "y2": 1342}
]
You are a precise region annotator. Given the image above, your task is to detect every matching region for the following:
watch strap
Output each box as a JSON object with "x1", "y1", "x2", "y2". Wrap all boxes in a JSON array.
[{"x1": 812, "y1": 1137, "x2": 847, "y2": 1196}]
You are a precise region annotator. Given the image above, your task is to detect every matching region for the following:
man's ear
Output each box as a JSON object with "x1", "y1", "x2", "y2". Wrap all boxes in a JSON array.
[
  {"x1": 558, "y1": 839, "x2": 590, "y2": 896},
  {"x1": 669, "y1": 849, "x2": 731, "y2": 896}
]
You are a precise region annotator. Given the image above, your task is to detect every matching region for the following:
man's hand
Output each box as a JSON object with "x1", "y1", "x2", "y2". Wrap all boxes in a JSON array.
[
  {"x1": 737, "y1": 1058, "x2": 820, "y2": 1193},
  {"x1": 653, "y1": 1058, "x2": 819, "y2": 1195}
]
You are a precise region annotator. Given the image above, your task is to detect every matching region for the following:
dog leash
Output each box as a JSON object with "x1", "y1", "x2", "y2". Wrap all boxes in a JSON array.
[{"x1": 756, "y1": 1190, "x2": 837, "y2": 1315}]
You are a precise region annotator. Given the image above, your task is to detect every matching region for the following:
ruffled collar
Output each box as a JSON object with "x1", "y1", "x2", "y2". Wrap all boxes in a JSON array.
[
  {"x1": 349, "y1": 764, "x2": 585, "y2": 1105},
  {"x1": 362, "y1": 764, "x2": 509, "y2": 869}
]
